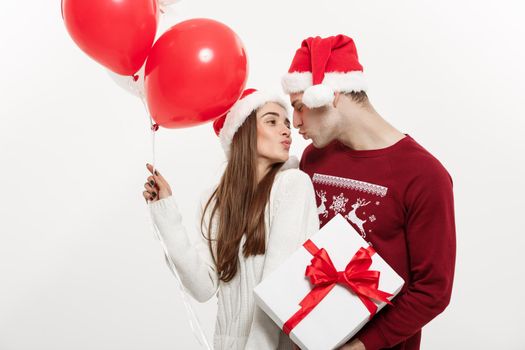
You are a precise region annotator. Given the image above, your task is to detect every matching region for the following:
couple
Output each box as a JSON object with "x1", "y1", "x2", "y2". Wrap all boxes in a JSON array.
[{"x1": 142, "y1": 35, "x2": 456, "y2": 350}]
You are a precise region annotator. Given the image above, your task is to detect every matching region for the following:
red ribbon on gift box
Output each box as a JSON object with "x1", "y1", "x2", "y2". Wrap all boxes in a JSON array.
[{"x1": 282, "y1": 239, "x2": 394, "y2": 335}]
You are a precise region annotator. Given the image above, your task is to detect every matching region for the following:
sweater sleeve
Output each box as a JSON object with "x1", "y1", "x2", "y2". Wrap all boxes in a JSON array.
[
  {"x1": 357, "y1": 170, "x2": 456, "y2": 350},
  {"x1": 149, "y1": 194, "x2": 220, "y2": 303},
  {"x1": 245, "y1": 170, "x2": 320, "y2": 350}
]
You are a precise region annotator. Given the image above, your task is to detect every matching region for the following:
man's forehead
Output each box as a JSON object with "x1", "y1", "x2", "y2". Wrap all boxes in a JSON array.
[{"x1": 290, "y1": 93, "x2": 304, "y2": 106}]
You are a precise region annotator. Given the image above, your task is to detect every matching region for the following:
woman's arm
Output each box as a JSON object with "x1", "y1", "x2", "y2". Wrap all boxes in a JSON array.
[
  {"x1": 245, "y1": 169, "x2": 320, "y2": 349},
  {"x1": 144, "y1": 163, "x2": 220, "y2": 303},
  {"x1": 149, "y1": 194, "x2": 219, "y2": 302}
]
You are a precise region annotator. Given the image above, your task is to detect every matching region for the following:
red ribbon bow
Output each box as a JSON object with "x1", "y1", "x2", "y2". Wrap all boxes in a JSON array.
[{"x1": 283, "y1": 239, "x2": 393, "y2": 335}]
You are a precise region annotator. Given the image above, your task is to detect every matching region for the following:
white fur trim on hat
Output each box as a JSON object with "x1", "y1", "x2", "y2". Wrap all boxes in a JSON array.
[
  {"x1": 302, "y1": 84, "x2": 335, "y2": 108},
  {"x1": 219, "y1": 91, "x2": 290, "y2": 156},
  {"x1": 281, "y1": 71, "x2": 367, "y2": 95}
]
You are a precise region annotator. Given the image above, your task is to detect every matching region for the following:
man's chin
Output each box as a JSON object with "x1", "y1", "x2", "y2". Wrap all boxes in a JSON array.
[{"x1": 311, "y1": 138, "x2": 326, "y2": 149}]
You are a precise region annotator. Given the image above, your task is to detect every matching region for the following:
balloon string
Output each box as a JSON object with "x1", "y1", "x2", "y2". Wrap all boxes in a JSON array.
[
  {"x1": 138, "y1": 95, "x2": 157, "y2": 175},
  {"x1": 139, "y1": 95, "x2": 212, "y2": 350}
]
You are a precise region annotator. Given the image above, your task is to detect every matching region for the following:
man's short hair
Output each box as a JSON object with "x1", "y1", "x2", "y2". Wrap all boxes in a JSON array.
[{"x1": 344, "y1": 91, "x2": 369, "y2": 105}]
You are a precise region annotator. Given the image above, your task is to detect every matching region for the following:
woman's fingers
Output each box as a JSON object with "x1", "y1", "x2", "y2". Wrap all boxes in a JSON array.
[
  {"x1": 143, "y1": 188, "x2": 158, "y2": 200},
  {"x1": 143, "y1": 190, "x2": 154, "y2": 202},
  {"x1": 146, "y1": 175, "x2": 165, "y2": 196},
  {"x1": 146, "y1": 163, "x2": 158, "y2": 176},
  {"x1": 145, "y1": 164, "x2": 172, "y2": 199},
  {"x1": 146, "y1": 163, "x2": 168, "y2": 186},
  {"x1": 144, "y1": 181, "x2": 156, "y2": 192},
  {"x1": 143, "y1": 165, "x2": 166, "y2": 203},
  {"x1": 143, "y1": 178, "x2": 159, "y2": 203},
  {"x1": 146, "y1": 175, "x2": 157, "y2": 187}
]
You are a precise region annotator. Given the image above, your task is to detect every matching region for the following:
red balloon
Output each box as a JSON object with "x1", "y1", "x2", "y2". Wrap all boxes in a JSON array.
[
  {"x1": 62, "y1": 0, "x2": 158, "y2": 75},
  {"x1": 145, "y1": 19, "x2": 248, "y2": 129}
]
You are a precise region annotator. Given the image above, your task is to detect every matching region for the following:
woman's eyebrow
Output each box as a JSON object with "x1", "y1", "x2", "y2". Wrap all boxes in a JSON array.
[{"x1": 260, "y1": 112, "x2": 280, "y2": 118}]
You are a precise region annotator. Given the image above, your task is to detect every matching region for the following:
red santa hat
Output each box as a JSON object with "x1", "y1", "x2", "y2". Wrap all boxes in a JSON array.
[
  {"x1": 213, "y1": 88, "x2": 289, "y2": 156},
  {"x1": 281, "y1": 35, "x2": 367, "y2": 108}
]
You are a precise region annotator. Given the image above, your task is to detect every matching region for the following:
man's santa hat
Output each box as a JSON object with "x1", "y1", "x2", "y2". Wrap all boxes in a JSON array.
[
  {"x1": 213, "y1": 88, "x2": 290, "y2": 157},
  {"x1": 281, "y1": 35, "x2": 367, "y2": 108}
]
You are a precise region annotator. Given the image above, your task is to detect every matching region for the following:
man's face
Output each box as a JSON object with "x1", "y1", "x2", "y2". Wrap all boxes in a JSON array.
[{"x1": 289, "y1": 92, "x2": 339, "y2": 148}]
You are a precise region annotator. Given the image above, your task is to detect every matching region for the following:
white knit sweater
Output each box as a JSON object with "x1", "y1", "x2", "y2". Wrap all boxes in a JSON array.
[{"x1": 149, "y1": 168, "x2": 319, "y2": 350}]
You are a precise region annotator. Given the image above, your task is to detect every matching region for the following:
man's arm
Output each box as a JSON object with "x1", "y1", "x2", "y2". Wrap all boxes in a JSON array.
[{"x1": 355, "y1": 171, "x2": 456, "y2": 350}]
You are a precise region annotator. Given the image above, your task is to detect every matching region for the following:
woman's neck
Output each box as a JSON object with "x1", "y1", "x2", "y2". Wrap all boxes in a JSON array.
[{"x1": 256, "y1": 158, "x2": 272, "y2": 183}]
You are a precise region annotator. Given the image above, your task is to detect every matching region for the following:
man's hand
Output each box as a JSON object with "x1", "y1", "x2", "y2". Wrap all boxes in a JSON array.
[{"x1": 338, "y1": 339, "x2": 366, "y2": 350}]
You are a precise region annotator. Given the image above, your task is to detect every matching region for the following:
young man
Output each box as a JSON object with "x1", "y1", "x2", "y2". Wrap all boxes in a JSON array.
[{"x1": 282, "y1": 35, "x2": 456, "y2": 350}]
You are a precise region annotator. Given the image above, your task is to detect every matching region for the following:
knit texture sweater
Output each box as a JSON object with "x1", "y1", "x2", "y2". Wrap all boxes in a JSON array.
[{"x1": 149, "y1": 168, "x2": 319, "y2": 350}]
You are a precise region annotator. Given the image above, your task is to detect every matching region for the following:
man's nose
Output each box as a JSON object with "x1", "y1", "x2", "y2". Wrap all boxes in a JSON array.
[{"x1": 293, "y1": 111, "x2": 302, "y2": 129}]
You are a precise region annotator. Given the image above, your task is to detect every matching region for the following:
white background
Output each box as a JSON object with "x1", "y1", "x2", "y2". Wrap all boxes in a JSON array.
[{"x1": 1, "y1": 0, "x2": 524, "y2": 349}]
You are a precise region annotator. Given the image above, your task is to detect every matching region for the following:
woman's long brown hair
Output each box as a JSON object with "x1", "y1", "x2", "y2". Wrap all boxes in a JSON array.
[{"x1": 201, "y1": 111, "x2": 284, "y2": 283}]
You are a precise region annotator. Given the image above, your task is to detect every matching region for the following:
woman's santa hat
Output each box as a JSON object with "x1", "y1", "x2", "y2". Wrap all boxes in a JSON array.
[
  {"x1": 281, "y1": 35, "x2": 367, "y2": 108},
  {"x1": 213, "y1": 88, "x2": 289, "y2": 156}
]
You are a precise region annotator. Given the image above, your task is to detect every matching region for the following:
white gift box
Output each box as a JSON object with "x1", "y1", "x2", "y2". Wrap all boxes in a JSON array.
[{"x1": 254, "y1": 214, "x2": 405, "y2": 350}]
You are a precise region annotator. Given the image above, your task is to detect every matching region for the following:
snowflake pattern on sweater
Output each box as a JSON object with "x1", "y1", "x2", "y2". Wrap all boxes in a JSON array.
[{"x1": 312, "y1": 173, "x2": 388, "y2": 243}]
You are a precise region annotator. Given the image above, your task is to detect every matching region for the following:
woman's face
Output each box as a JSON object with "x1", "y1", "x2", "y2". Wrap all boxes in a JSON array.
[{"x1": 256, "y1": 102, "x2": 291, "y2": 165}]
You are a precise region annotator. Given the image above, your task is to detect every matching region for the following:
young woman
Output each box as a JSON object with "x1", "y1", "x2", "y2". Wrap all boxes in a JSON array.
[{"x1": 142, "y1": 89, "x2": 319, "y2": 349}]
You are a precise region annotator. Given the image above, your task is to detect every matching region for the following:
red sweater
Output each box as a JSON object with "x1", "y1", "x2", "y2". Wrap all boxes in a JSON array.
[{"x1": 299, "y1": 135, "x2": 456, "y2": 350}]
